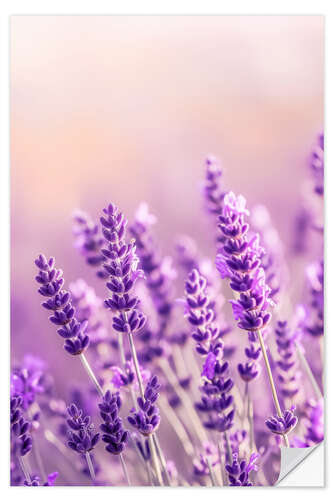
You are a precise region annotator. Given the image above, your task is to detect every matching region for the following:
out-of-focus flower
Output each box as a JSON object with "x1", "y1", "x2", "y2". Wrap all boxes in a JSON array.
[
  {"x1": 111, "y1": 360, "x2": 150, "y2": 390},
  {"x1": 275, "y1": 320, "x2": 300, "y2": 399},
  {"x1": 25, "y1": 472, "x2": 59, "y2": 487},
  {"x1": 69, "y1": 279, "x2": 108, "y2": 345},
  {"x1": 73, "y1": 210, "x2": 108, "y2": 279},
  {"x1": 10, "y1": 395, "x2": 32, "y2": 457},
  {"x1": 129, "y1": 202, "x2": 176, "y2": 338},
  {"x1": 193, "y1": 442, "x2": 219, "y2": 477},
  {"x1": 306, "y1": 260, "x2": 324, "y2": 337},
  {"x1": 310, "y1": 131, "x2": 324, "y2": 196}
]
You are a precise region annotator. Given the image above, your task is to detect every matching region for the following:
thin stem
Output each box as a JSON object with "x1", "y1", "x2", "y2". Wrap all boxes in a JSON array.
[
  {"x1": 159, "y1": 394, "x2": 195, "y2": 457},
  {"x1": 217, "y1": 439, "x2": 227, "y2": 486},
  {"x1": 295, "y1": 341, "x2": 323, "y2": 400},
  {"x1": 79, "y1": 353, "x2": 104, "y2": 397},
  {"x1": 206, "y1": 456, "x2": 217, "y2": 486},
  {"x1": 127, "y1": 331, "x2": 163, "y2": 485},
  {"x1": 27, "y1": 408, "x2": 47, "y2": 482},
  {"x1": 118, "y1": 332, "x2": 127, "y2": 366},
  {"x1": 159, "y1": 357, "x2": 208, "y2": 444},
  {"x1": 257, "y1": 330, "x2": 289, "y2": 447},
  {"x1": 247, "y1": 385, "x2": 255, "y2": 454},
  {"x1": 18, "y1": 455, "x2": 31, "y2": 483},
  {"x1": 85, "y1": 451, "x2": 96, "y2": 483},
  {"x1": 153, "y1": 434, "x2": 171, "y2": 486},
  {"x1": 148, "y1": 434, "x2": 164, "y2": 486},
  {"x1": 129, "y1": 433, "x2": 153, "y2": 485},
  {"x1": 128, "y1": 332, "x2": 145, "y2": 399},
  {"x1": 223, "y1": 431, "x2": 232, "y2": 464},
  {"x1": 119, "y1": 453, "x2": 131, "y2": 486}
]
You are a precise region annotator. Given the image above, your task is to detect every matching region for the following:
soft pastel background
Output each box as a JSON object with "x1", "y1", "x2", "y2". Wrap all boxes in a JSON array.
[{"x1": 11, "y1": 16, "x2": 323, "y2": 388}]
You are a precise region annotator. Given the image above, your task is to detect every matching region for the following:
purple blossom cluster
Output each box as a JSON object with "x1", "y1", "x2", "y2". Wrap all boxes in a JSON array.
[
  {"x1": 66, "y1": 403, "x2": 100, "y2": 454},
  {"x1": 100, "y1": 203, "x2": 146, "y2": 335},
  {"x1": 128, "y1": 375, "x2": 161, "y2": 436},
  {"x1": 73, "y1": 210, "x2": 108, "y2": 279},
  {"x1": 275, "y1": 321, "x2": 300, "y2": 399},
  {"x1": 35, "y1": 254, "x2": 90, "y2": 355},
  {"x1": 185, "y1": 269, "x2": 235, "y2": 433},
  {"x1": 10, "y1": 395, "x2": 33, "y2": 457},
  {"x1": 129, "y1": 203, "x2": 176, "y2": 338},
  {"x1": 99, "y1": 391, "x2": 129, "y2": 455}
]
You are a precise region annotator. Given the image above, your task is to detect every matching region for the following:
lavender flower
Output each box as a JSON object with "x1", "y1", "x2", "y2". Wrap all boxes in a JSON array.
[
  {"x1": 10, "y1": 395, "x2": 32, "y2": 457},
  {"x1": 99, "y1": 390, "x2": 128, "y2": 455},
  {"x1": 203, "y1": 156, "x2": 225, "y2": 216},
  {"x1": 127, "y1": 375, "x2": 161, "y2": 436},
  {"x1": 24, "y1": 472, "x2": 58, "y2": 487},
  {"x1": 184, "y1": 268, "x2": 219, "y2": 355},
  {"x1": 193, "y1": 442, "x2": 219, "y2": 478},
  {"x1": 73, "y1": 210, "x2": 108, "y2": 278},
  {"x1": 35, "y1": 254, "x2": 90, "y2": 355},
  {"x1": 129, "y1": 202, "x2": 176, "y2": 337},
  {"x1": 100, "y1": 203, "x2": 146, "y2": 334},
  {"x1": 11, "y1": 355, "x2": 46, "y2": 410},
  {"x1": 111, "y1": 360, "x2": 150, "y2": 390},
  {"x1": 215, "y1": 192, "x2": 294, "y2": 446},
  {"x1": 69, "y1": 279, "x2": 107, "y2": 345},
  {"x1": 237, "y1": 362, "x2": 260, "y2": 383},
  {"x1": 294, "y1": 399, "x2": 323, "y2": 447},
  {"x1": 66, "y1": 403, "x2": 100, "y2": 454},
  {"x1": 226, "y1": 452, "x2": 259, "y2": 486},
  {"x1": 306, "y1": 260, "x2": 324, "y2": 337},
  {"x1": 185, "y1": 268, "x2": 235, "y2": 433},
  {"x1": 216, "y1": 192, "x2": 273, "y2": 335},
  {"x1": 132, "y1": 432, "x2": 151, "y2": 462},
  {"x1": 310, "y1": 131, "x2": 324, "y2": 196},
  {"x1": 265, "y1": 406, "x2": 298, "y2": 436},
  {"x1": 275, "y1": 321, "x2": 300, "y2": 399}
]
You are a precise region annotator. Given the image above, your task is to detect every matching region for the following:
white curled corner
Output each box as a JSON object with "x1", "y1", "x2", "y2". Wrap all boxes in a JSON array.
[{"x1": 276, "y1": 442, "x2": 324, "y2": 486}]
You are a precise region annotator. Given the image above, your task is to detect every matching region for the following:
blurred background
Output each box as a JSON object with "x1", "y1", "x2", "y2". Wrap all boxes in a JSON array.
[{"x1": 11, "y1": 16, "x2": 323, "y2": 388}]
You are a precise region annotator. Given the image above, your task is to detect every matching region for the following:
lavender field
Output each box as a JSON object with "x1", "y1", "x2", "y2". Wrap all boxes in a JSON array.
[{"x1": 10, "y1": 16, "x2": 324, "y2": 486}]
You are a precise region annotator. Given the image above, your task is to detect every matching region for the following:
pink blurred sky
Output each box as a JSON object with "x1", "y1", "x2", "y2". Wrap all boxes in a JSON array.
[{"x1": 11, "y1": 16, "x2": 323, "y2": 368}]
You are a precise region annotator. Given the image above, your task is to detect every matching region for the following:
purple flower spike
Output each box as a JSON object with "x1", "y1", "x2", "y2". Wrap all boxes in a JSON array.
[
  {"x1": 184, "y1": 268, "x2": 219, "y2": 355},
  {"x1": 66, "y1": 403, "x2": 100, "y2": 454},
  {"x1": 25, "y1": 472, "x2": 59, "y2": 487},
  {"x1": 10, "y1": 395, "x2": 33, "y2": 457},
  {"x1": 100, "y1": 203, "x2": 146, "y2": 335},
  {"x1": 73, "y1": 210, "x2": 108, "y2": 279},
  {"x1": 129, "y1": 202, "x2": 176, "y2": 338},
  {"x1": 238, "y1": 362, "x2": 260, "y2": 382},
  {"x1": 226, "y1": 452, "x2": 259, "y2": 486},
  {"x1": 127, "y1": 376, "x2": 161, "y2": 436},
  {"x1": 99, "y1": 391, "x2": 128, "y2": 455},
  {"x1": 203, "y1": 156, "x2": 225, "y2": 216},
  {"x1": 310, "y1": 131, "x2": 324, "y2": 196},
  {"x1": 265, "y1": 406, "x2": 298, "y2": 436},
  {"x1": 35, "y1": 255, "x2": 90, "y2": 355},
  {"x1": 216, "y1": 192, "x2": 274, "y2": 336},
  {"x1": 275, "y1": 320, "x2": 300, "y2": 398}
]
